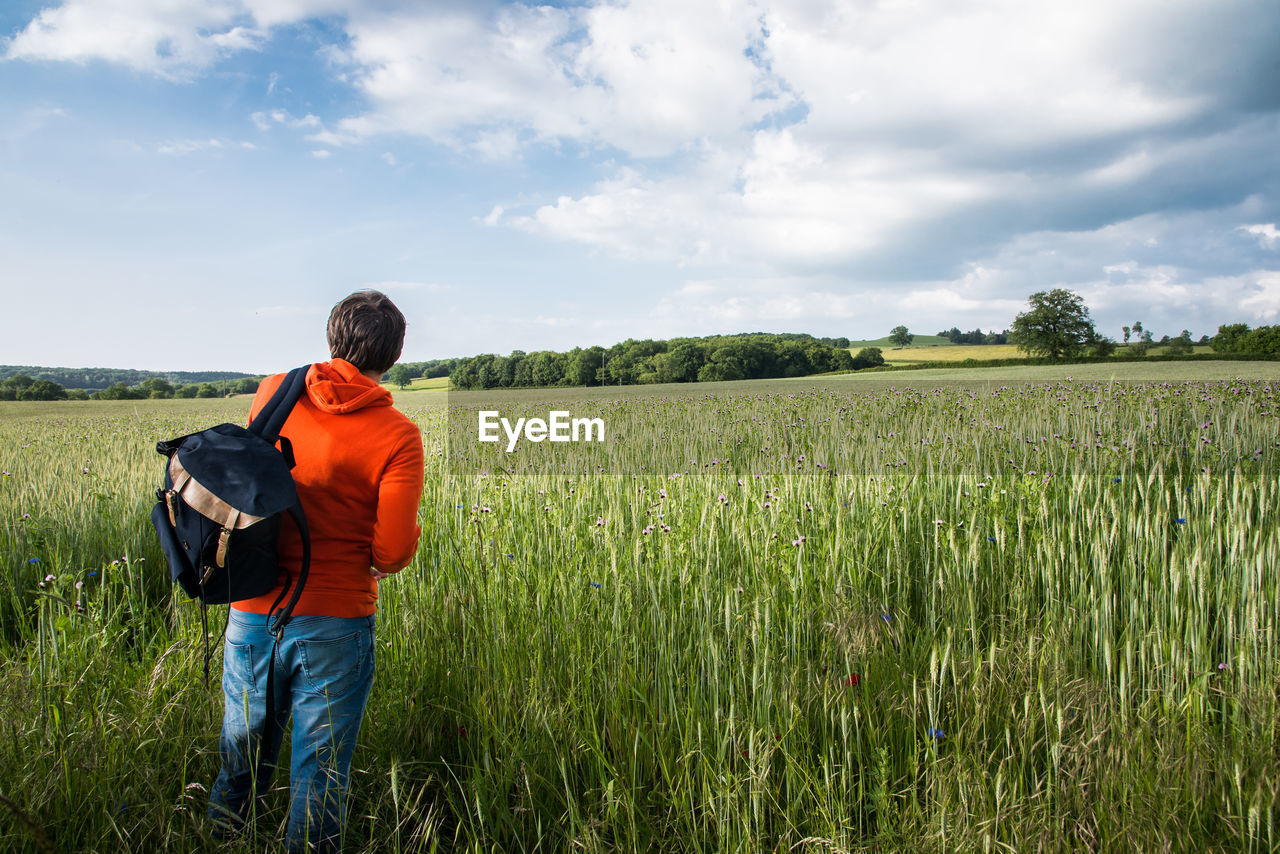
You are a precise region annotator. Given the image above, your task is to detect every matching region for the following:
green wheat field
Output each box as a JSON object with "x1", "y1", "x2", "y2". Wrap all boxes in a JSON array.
[{"x1": 1, "y1": 365, "x2": 1277, "y2": 852}]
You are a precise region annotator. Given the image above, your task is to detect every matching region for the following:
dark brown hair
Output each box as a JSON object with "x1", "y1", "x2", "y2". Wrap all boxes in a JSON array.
[{"x1": 326, "y1": 290, "x2": 406, "y2": 374}]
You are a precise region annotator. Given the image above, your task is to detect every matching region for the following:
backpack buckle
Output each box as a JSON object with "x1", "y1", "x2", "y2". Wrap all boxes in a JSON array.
[
  {"x1": 166, "y1": 490, "x2": 180, "y2": 527},
  {"x1": 215, "y1": 527, "x2": 232, "y2": 568}
]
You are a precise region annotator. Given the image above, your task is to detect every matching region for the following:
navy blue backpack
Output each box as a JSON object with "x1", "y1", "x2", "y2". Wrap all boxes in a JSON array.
[{"x1": 150, "y1": 366, "x2": 312, "y2": 643}]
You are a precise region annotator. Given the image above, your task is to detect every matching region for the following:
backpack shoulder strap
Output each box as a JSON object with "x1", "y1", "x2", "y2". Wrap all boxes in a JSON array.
[
  {"x1": 249, "y1": 365, "x2": 310, "y2": 443},
  {"x1": 267, "y1": 501, "x2": 311, "y2": 636}
]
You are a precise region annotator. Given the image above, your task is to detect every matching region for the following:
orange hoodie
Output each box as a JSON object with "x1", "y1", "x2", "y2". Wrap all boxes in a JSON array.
[{"x1": 233, "y1": 359, "x2": 425, "y2": 618}]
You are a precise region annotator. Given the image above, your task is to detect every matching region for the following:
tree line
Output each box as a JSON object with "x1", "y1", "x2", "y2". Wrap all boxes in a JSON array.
[
  {"x1": 1211, "y1": 324, "x2": 1280, "y2": 356},
  {"x1": 935, "y1": 327, "x2": 1010, "y2": 345},
  {"x1": 0, "y1": 365, "x2": 256, "y2": 392},
  {"x1": 447, "y1": 333, "x2": 882, "y2": 390},
  {"x1": 0, "y1": 374, "x2": 260, "y2": 401}
]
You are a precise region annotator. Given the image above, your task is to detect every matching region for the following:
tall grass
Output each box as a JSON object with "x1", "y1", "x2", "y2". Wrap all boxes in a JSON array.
[{"x1": 0, "y1": 377, "x2": 1276, "y2": 851}]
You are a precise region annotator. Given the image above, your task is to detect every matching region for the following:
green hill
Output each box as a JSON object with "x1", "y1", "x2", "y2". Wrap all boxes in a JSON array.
[{"x1": 847, "y1": 334, "x2": 956, "y2": 349}]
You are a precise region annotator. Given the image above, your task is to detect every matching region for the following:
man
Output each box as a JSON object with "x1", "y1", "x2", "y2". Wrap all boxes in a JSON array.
[{"x1": 209, "y1": 290, "x2": 425, "y2": 852}]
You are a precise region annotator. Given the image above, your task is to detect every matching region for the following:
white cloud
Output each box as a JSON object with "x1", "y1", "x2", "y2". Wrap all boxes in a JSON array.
[
  {"x1": 310, "y1": 149, "x2": 330, "y2": 159},
  {"x1": 652, "y1": 278, "x2": 867, "y2": 329},
  {"x1": 513, "y1": 129, "x2": 997, "y2": 270},
  {"x1": 310, "y1": 1, "x2": 785, "y2": 157},
  {"x1": 1240, "y1": 223, "x2": 1280, "y2": 249},
  {"x1": 1, "y1": 105, "x2": 69, "y2": 143},
  {"x1": 157, "y1": 137, "x2": 254, "y2": 155},
  {"x1": 4, "y1": 0, "x2": 264, "y2": 79},
  {"x1": 251, "y1": 109, "x2": 322, "y2": 131},
  {"x1": 1236, "y1": 272, "x2": 1280, "y2": 320}
]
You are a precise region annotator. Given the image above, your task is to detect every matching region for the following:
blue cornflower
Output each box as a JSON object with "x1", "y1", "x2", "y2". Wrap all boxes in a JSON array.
[
  {"x1": 927, "y1": 727, "x2": 945, "y2": 739},
  {"x1": 1175, "y1": 518, "x2": 1187, "y2": 524},
  {"x1": 987, "y1": 536, "x2": 997, "y2": 542},
  {"x1": 1113, "y1": 476, "x2": 1122, "y2": 482},
  {"x1": 88, "y1": 571, "x2": 98, "y2": 578},
  {"x1": 590, "y1": 582, "x2": 602, "y2": 589},
  {"x1": 28, "y1": 558, "x2": 40, "y2": 564},
  {"x1": 881, "y1": 614, "x2": 892, "y2": 623}
]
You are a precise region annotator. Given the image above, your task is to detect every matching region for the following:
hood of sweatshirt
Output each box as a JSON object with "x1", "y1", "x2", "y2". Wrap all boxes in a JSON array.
[{"x1": 305, "y1": 358, "x2": 393, "y2": 415}]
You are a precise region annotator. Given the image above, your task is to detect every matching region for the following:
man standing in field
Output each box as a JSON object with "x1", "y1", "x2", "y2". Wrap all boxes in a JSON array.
[{"x1": 208, "y1": 290, "x2": 425, "y2": 852}]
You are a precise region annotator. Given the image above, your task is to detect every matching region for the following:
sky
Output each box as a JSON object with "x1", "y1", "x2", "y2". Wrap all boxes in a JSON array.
[{"x1": 1, "y1": 0, "x2": 1278, "y2": 373}]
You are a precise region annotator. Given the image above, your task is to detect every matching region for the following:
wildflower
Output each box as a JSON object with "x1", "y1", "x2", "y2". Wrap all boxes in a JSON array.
[
  {"x1": 718, "y1": 494, "x2": 727, "y2": 503},
  {"x1": 595, "y1": 517, "x2": 605, "y2": 527},
  {"x1": 642, "y1": 526, "x2": 654, "y2": 535},
  {"x1": 590, "y1": 582, "x2": 602, "y2": 589},
  {"x1": 763, "y1": 501, "x2": 771, "y2": 509},
  {"x1": 30, "y1": 558, "x2": 42, "y2": 565},
  {"x1": 881, "y1": 614, "x2": 892, "y2": 623},
  {"x1": 926, "y1": 727, "x2": 945, "y2": 739},
  {"x1": 845, "y1": 673, "x2": 860, "y2": 687},
  {"x1": 1175, "y1": 517, "x2": 1187, "y2": 524},
  {"x1": 75, "y1": 581, "x2": 84, "y2": 590},
  {"x1": 987, "y1": 536, "x2": 997, "y2": 542},
  {"x1": 1113, "y1": 476, "x2": 1122, "y2": 482},
  {"x1": 82, "y1": 467, "x2": 90, "y2": 474},
  {"x1": 792, "y1": 536, "x2": 805, "y2": 546},
  {"x1": 1217, "y1": 662, "x2": 1227, "y2": 671},
  {"x1": 933, "y1": 519, "x2": 944, "y2": 526}
]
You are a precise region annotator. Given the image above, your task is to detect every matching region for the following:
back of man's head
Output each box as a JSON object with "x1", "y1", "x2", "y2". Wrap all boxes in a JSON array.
[{"x1": 327, "y1": 290, "x2": 406, "y2": 375}]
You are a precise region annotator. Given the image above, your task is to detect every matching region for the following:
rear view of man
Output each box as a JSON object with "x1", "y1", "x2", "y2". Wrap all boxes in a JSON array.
[{"x1": 209, "y1": 290, "x2": 425, "y2": 852}]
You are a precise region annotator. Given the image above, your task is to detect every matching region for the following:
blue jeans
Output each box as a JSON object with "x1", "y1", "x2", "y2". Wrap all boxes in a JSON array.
[{"x1": 209, "y1": 610, "x2": 376, "y2": 852}]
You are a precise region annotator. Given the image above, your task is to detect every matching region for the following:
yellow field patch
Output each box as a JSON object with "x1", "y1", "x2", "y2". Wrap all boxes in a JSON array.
[{"x1": 877, "y1": 344, "x2": 1022, "y2": 363}]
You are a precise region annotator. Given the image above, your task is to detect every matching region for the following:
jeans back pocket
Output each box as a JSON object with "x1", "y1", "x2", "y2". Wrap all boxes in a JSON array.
[{"x1": 297, "y1": 633, "x2": 365, "y2": 699}]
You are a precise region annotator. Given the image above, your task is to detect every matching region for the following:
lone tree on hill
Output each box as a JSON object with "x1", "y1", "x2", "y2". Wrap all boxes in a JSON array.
[
  {"x1": 888, "y1": 325, "x2": 914, "y2": 348},
  {"x1": 1008, "y1": 288, "x2": 1098, "y2": 360},
  {"x1": 385, "y1": 364, "x2": 414, "y2": 389}
]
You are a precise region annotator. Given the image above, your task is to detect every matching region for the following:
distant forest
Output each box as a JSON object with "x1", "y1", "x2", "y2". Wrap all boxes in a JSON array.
[
  {"x1": 444, "y1": 333, "x2": 875, "y2": 390},
  {"x1": 0, "y1": 365, "x2": 256, "y2": 393}
]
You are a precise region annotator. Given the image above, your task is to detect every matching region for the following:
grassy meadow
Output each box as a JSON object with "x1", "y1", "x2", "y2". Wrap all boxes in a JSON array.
[{"x1": 1, "y1": 364, "x2": 1278, "y2": 852}]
